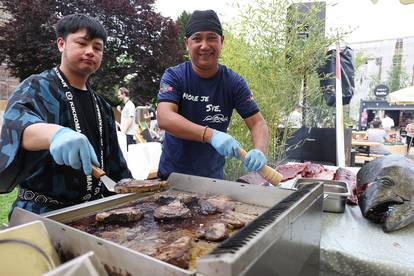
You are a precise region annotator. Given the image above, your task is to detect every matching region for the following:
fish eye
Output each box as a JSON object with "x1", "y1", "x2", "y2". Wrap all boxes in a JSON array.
[{"x1": 376, "y1": 177, "x2": 394, "y2": 187}]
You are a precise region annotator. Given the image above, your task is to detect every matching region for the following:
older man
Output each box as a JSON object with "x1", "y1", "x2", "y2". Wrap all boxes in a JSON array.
[{"x1": 156, "y1": 10, "x2": 269, "y2": 180}]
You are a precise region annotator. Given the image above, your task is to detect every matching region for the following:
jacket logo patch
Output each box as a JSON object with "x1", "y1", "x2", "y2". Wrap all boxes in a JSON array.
[{"x1": 160, "y1": 83, "x2": 173, "y2": 93}]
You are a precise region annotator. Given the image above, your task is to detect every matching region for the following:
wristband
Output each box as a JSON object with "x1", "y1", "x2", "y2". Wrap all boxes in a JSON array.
[{"x1": 202, "y1": 126, "x2": 209, "y2": 143}]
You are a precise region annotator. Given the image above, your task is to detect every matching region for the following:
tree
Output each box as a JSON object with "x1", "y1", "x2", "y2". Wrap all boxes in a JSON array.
[
  {"x1": 0, "y1": 0, "x2": 183, "y2": 104},
  {"x1": 220, "y1": 0, "x2": 348, "y2": 178},
  {"x1": 175, "y1": 10, "x2": 191, "y2": 61},
  {"x1": 387, "y1": 38, "x2": 408, "y2": 92},
  {"x1": 0, "y1": 0, "x2": 59, "y2": 80}
]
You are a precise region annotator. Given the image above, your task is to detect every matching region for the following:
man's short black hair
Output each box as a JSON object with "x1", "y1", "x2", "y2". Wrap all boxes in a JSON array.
[
  {"x1": 372, "y1": 120, "x2": 382, "y2": 128},
  {"x1": 56, "y1": 14, "x2": 107, "y2": 44}
]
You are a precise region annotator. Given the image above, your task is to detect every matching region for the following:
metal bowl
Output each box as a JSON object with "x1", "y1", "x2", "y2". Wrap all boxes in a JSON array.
[{"x1": 293, "y1": 179, "x2": 350, "y2": 213}]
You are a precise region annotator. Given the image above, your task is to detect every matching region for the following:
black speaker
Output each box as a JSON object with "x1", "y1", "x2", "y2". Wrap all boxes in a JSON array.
[
  {"x1": 284, "y1": 127, "x2": 352, "y2": 166},
  {"x1": 287, "y1": 2, "x2": 326, "y2": 41},
  {"x1": 318, "y1": 47, "x2": 355, "y2": 106}
]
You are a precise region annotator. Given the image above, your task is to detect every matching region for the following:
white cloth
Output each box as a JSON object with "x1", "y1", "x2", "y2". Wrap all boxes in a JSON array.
[
  {"x1": 320, "y1": 205, "x2": 414, "y2": 276},
  {"x1": 288, "y1": 110, "x2": 302, "y2": 128},
  {"x1": 121, "y1": 100, "x2": 136, "y2": 135},
  {"x1": 127, "y1": 143, "x2": 162, "y2": 180},
  {"x1": 381, "y1": 116, "x2": 394, "y2": 130},
  {"x1": 116, "y1": 130, "x2": 128, "y2": 161}
]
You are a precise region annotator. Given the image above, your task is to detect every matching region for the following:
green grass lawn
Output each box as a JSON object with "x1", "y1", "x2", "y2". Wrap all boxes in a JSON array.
[{"x1": 0, "y1": 189, "x2": 16, "y2": 225}]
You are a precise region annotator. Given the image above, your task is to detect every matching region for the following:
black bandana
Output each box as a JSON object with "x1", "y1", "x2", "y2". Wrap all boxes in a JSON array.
[{"x1": 185, "y1": 10, "x2": 222, "y2": 37}]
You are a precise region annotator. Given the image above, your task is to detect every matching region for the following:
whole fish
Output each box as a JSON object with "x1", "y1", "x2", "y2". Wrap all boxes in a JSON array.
[{"x1": 356, "y1": 155, "x2": 414, "y2": 232}]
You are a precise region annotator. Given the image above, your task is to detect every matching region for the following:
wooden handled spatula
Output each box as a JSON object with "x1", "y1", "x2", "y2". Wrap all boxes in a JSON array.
[
  {"x1": 91, "y1": 165, "x2": 117, "y2": 192},
  {"x1": 238, "y1": 148, "x2": 283, "y2": 186},
  {"x1": 91, "y1": 165, "x2": 168, "y2": 194}
]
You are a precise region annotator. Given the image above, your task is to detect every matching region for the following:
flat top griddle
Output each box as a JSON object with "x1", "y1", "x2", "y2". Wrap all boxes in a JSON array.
[
  {"x1": 67, "y1": 190, "x2": 266, "y2": 270},
  {"x1": 9, "y1": 173, "x2": 323, "y2": 276}
]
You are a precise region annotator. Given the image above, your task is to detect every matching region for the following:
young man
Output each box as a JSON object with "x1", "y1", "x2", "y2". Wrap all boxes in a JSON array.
[
  {"x1": 0, "y1": 14, "x2": 131, "y2": 215},
  {"x1": 117, "y1": 87, "x2": 136, "y2": 149},
  {"x1": 156, "y1": 10, "x2": 269, "y2": 180}
]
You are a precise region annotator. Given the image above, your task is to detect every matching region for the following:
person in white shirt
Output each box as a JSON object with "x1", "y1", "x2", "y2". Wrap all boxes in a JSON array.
[
  {"x1": 117, "y1": 87, "x2": 136, "y2": 149},
  {"x1": 381, "y1": 113, "x2": 395, "y2": 130},
  {"x1": 405, "y1": 118, "x2": 414, "y2": 153}
]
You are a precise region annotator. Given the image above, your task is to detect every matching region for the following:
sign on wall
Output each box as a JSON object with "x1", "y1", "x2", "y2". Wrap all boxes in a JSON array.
[{"x1": 373, "y1": 84, "x2": 389, "y2": 98}]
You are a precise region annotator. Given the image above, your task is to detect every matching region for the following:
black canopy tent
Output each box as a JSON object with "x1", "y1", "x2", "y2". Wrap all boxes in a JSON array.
[{"x1": 359, "y1": 99, "x2": 414, "y2": 130}]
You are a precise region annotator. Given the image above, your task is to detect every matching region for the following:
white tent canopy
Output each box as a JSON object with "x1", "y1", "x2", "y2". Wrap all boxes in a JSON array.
[{"x1": 389, "y1": 86, "x2": 414, "y2": 105}]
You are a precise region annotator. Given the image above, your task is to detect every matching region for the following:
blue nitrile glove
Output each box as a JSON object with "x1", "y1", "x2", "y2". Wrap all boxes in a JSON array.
[
  {"x1": 209, "y1": 129, "x2": 240, "y2": 158},
  {"x1": 244, "y1": 149, "x2": 267, "y2": 172},
  {"x1": 49, "y1": 127, "x2": 99, "y2": 175}
]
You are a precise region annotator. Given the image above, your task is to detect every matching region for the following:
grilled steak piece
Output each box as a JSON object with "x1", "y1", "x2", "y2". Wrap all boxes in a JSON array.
[
  {"x1": 114, "y1": 178, "x2": 168, "y2": 193},
  {"x1": 204, "y1": 195, "x2": 235, "y2": 212},
  {"x1": 221, "y1": 211, "x2": 256, "y2": 229},
  {"x1": 156, "y1": 192, "x2": 199, "y2": 205},
  {"x1": 155, "y1": 236, "x2": 193, "y2": 269},
  {"x1": 95, "y1": 207, "x2": 143, "y2": 224},
  {"x1": 153, "y1": 200, "x2": 192, "y2": 220},
  {"x1": 197, "y1": 198, "x2": 220, "y2": 215},
  {"x1": 196, "y1": 222, "x2": 229, "y2": 241}
]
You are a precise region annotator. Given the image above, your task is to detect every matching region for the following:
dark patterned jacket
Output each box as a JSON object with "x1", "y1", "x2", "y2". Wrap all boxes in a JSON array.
[{"x1": 0, "y1": 68, "x2": 131, "y2": 214}]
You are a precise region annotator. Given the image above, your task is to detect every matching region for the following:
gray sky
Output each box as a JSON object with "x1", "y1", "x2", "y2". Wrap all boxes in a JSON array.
[{"x1": 154, "y1": 0, "x2": 414, "y2": 43}]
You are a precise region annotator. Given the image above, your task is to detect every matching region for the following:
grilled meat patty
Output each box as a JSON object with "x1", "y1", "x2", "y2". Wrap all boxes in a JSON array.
[
  {"x1": 153, "y1": 199, "x2": 192, "y2": 220},
  {"x1": 114, "y1": 178, "x2": 168, "y2": 193},
  {"x1": 196, "y1": 222, "x2": 229, "y2": 241},
  {"x1": 204, "y1": 195, "x2": 235, "y2": 212},
  {"x1": 155, "y1": 236, "x2": 193, "y2": 269},
  {"x1": 156, "y1": 192, "x2": 199, "y2": 205},
  {"x1": 95, "y1": 207, "x2": 143, "y2": 224},
  {"x1": 220, "y1": 211, "x2": 256, "y2": 229}
]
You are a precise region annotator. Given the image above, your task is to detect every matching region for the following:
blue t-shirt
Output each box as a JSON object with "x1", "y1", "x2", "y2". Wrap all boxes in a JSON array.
[{"x1": 157, "y1": 61, "x2": 259, "y2": 179}]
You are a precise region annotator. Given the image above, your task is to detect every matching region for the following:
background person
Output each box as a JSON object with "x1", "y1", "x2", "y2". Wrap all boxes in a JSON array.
[
  {"x1": 117, "y1": 87, "x2": 136, "y2": 149},
  {"x1": 0, "y1": 14, "x2": 131, "y2": 215},
  {"x1": 405, "y1": 119, "x2": 414, "y2": 153},
  {"x1": 367, "y1": 120, "x2": 391, "y2": 155},
  {"x1": 381, "y1": 112, "x2": 395, "y2": 130},
  {"x1": 156, "y1": 10, "x2": 269, "y2": 180}
]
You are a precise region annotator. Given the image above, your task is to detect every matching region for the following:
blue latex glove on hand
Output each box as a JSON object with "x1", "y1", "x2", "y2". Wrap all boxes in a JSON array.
[
  {"x1": 209, "y1": 129, "x2": 240, "y2": 158},
  {"x1": 49, "y1": 127, "x2": 99, "y2": 175},
  {"x1": 244, "y1": 149, "x2": 267, "y2": 172}
]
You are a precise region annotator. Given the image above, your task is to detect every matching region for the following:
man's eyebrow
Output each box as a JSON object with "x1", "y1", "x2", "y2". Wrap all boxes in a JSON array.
[
  {"x1": 75, "y1": 36, "x2": 103, "y2": 45},
  {"x1": 75, "y1": 35, "x2": 89, "y2": 39}
]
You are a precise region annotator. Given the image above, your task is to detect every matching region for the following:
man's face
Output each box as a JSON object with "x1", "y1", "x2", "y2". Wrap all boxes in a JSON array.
[
  {"x1": 117, "y1": 90, "x2": 124, "y2": 101},
  {"x1": 57, "y1": 28, "x2": 104, "y2": 76},
  {"x1": 185, "y1": 31, "x2": 223, "y2": 72}
]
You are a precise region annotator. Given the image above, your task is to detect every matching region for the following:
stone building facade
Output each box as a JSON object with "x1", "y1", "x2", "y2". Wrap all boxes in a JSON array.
[{"x1": 348, "y1": 36, "x2": 414, "y2": 122}]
